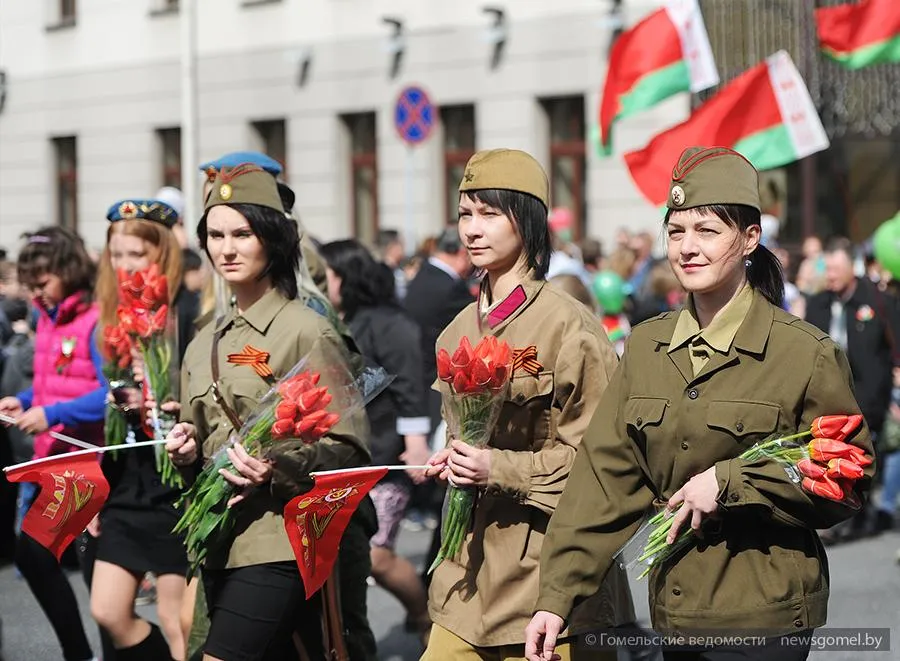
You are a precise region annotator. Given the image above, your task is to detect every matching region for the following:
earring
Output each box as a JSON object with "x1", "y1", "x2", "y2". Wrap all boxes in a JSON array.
[{"x1": 745, "y1": 258, "x2": 752, "y2": 267}]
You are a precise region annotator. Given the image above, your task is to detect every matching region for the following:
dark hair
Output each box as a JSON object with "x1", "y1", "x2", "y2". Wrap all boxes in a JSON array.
[
  {"x1": 462, "y1": 189, "x2": 551, "y2": 279},
  {"x1": 435, "y1": 227, "x2": 462, "y2": 254},
  {"x1": 318, "y1": 239, "x2": 397, "y2": 318},
  {"x1": 17, "y1": 226, "x2": 95, "y2": 298},
  {"x1": 824, "y1": 236, "x2": 854, "y2": 262},
  {"x1": 665, "y1": 203, "x2": 784, "y2": 308},
  {"x1": 182, "y1": 247, "x2": 203, "y2": 272},
  {"x1": 276, "y1": 182, "x2": 296, "y2": 215},
  {"x1": 198, "y1": 203, "x2": 300, "y2": 300}
]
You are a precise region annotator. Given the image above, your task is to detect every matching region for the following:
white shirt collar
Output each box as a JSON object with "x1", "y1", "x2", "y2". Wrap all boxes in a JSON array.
[{"x1": 428, "y1": 256, "x2": 461, "y2": 280}]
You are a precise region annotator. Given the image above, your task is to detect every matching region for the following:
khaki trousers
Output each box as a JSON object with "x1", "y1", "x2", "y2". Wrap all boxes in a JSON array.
[{"x1": 420, "y1": 624, "x2": 618, "y2": 661}]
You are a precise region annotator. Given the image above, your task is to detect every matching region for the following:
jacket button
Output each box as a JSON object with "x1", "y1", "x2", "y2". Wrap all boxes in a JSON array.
[
  {"x1": 672, "y1": 588, "x2": 681, "y2": 596},
  {"x1": 735, "y1": 422, "x2": 744, "y2": 433},
  {"x1": 636, "y1": 417, "x2": 643, "y2": 426},
  {"x1": 515, "y1": 393, "x2": 525, "y2": 403},
  {"x1": 793, "y1": 619, "x2": 804, "y2": 628},
  {"x1": 681, "y1": 442, "x2": 689, "y2": 450},
  {"x1": 729, "y1": 492, "x2": 740, "y2": 502},
  {"x1": 688, "y1": 389, "x2": 699, "y2": 400}
]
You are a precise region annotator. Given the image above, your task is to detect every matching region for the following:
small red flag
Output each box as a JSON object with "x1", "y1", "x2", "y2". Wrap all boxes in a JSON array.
[
  {"x1": 283, "y1": 467, "x2": 388, "y2": 598},
  {"x1": 5, "y1": 454, "x2": 109, "y2": 560}
]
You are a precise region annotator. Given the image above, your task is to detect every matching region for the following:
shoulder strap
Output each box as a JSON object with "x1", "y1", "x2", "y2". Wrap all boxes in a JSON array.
[{"x1": 210, "y1": 318, "x2": 245, "y2": 433}]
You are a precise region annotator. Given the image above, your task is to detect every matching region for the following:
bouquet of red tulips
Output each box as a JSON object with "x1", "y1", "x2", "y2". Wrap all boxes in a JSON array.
[
  {"x1": 618, "y1": 414, "x2": 871, "y2": 579},
  {"x1": 429, "y1": 335, "x2": 513, "y2": 573},
  {"x1": 174, "y1": 349, "x2": 391, "y2": 578},
  {"x1": 101, "y1": 324, "x2": 135, "y2": 448},
  {"x1": 116, "y1": 264, "x2": 181, "y2": 486}
]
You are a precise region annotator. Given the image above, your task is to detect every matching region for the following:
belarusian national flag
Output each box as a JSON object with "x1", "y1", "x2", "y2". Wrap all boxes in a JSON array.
[
  {"x1": 599, "y1": 0, "x2": 718, "y2": 155},
  {"x1": 816, "y1": 0, "x2": 900, "y2": 70},
  {"x1": 625, "y1": 51, "x2": 829, "y2": 208}
]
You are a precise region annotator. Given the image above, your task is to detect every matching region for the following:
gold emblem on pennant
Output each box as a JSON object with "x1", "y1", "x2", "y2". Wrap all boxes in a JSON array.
[
  {"x1": 220, "y1": 183, "x2": 233, "y2": 201},
  {"x1": 671, "y1": 185, "x2": 685, "y2": 207}
]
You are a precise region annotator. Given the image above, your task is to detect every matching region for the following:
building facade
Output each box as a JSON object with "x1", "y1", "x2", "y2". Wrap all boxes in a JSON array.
[{"x1": 0, "y1": 0, "x2": 680, "y2": 255}]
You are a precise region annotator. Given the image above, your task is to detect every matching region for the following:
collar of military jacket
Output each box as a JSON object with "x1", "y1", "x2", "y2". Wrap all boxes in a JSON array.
[
  {"x1": 478, "y1": 275, "x2": 544, "y2": 331},
  {"x1": 652, "y1": 286, "x2": 773, "y2": 356},
  {"x1": 215, "y1": 287, "x2": 291, "y2": 335},
  {"x1": 668, "y1": 283, "x2": 754, "y2": 355}
]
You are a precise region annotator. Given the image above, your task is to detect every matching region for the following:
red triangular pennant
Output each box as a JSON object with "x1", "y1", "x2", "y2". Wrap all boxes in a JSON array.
[
  {"x1": 5, "y1": 454, "x2": 110, "y2": 560},
  {"x1": 283, "y1": 467, "x2": 388, "y2": 598}
]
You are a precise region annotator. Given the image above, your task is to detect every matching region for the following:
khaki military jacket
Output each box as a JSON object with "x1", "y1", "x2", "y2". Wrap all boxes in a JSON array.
[
  {"x1": 537, "y1": 290, "x2": 875, "y2": 634},
  {"x1": 429, "y1": 277, "x2": 633, "y2": 647},
  {"x1": 180, "y1": 288, "x2": 370, "y2": 570}
]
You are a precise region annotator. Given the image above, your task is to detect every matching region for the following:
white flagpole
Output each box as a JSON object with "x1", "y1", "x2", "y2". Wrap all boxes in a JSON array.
[
  {"x1": 3, "y1": 439, "x2": 169, "y2": 474},
  {"x1": 310, "y1": 465, "x2": 431, "y2": 477},
  {"x1": 0, "y1": 413, "x2": 99, "y2": 451}
]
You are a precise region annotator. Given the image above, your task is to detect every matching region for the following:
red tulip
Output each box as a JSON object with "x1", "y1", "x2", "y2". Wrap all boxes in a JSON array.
[
  {"x1": 796, "y1": 458, "x2": 827, "y2": 479},
  {"x1": 808, "y1": 438, "x2": 862, "y2": 463},
  {"x1": 810, "y1": 414, "x2": 864, "y2": 443},
  {"x1": 297, "y1": 388, "x2": 325, "y2": 413},
  {"x1": 275, "y1": 401, "x2": 297, "y2": 421},
  {"x1": 826, "y1": 458, "x2": 864, "y2": 480},
  {"x1": 471, "y1": 359, "x2": 493, "y2": 388},
  {"x1": 272, "y1": 418, "x2": 294, "y2": 438},
  {"x1": 436, "y1": 349, "x2": 453, "y2": 382},
  {"x1": 453, "y1": 371, "x2": 472, "y2": 394},
  {"x1": 451, "y1": 336, "x2": 474, "y2": 371},
  {"x1": 801, "y1": 475, "x2": 844, "y2": 502}
]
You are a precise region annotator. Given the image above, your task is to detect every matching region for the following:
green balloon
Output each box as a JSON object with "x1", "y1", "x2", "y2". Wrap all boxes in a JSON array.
[
  {"x1": 592, "y1": 271, "x2": 627, "y2": 314},
  {"x1": 873, "y1": 214, "x2": 900, "y2": 279}
]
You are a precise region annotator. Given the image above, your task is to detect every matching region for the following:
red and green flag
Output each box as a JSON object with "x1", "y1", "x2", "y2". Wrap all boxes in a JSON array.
[
  {"x1": 625, "y1": 50, "x2": 829, "y2": 209},
  {"x1": 816, "y1": 0, "x2": 900, "y2": 70},
  {"x1": 599, "y1": 0, "x2": 718, "y2": 155}
]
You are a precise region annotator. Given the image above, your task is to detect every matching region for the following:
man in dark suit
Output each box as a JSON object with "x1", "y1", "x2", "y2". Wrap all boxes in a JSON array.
[
  {"x1": 404, "y1": 228, "x2": 475, "y2": 431},
  {"x1": 404, "y1": 228, "x2": 474, "y2": 583},
  {"x1": 806, "y1": 236, "x2": 900, "y2": 537}
]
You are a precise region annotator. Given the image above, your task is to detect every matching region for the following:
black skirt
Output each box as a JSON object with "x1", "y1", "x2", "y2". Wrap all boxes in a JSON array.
[{"x1": 95, "y1": 441, "x2": 188, "y2": 576}]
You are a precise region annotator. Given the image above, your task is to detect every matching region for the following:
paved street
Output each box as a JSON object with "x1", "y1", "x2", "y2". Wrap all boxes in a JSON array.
[{"x1": 1, "y1": 527, "x2": 898, "y2": 660}]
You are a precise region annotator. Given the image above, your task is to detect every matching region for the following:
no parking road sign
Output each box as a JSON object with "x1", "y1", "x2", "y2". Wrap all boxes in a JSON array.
[{"x1": 394, "y1": 85, "x2": 436, "y2": 145}]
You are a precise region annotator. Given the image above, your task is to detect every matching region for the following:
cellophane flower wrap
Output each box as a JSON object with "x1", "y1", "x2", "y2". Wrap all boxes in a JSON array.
[
  {"x1": 116, "y1": 264, "x2": 182, "y2": 487},
  {"x1": 617, "y1": 414, "x2": 870, "y2": 579},
  {"x1": 101, "y1": 324, "x2": 134, "y2": 448},
  {"x1": 174, "y1": 347, "x2": 391, "y2": 578},
  {"x1": 428, "y1": 336, "x2": 512, "y2": 573}
]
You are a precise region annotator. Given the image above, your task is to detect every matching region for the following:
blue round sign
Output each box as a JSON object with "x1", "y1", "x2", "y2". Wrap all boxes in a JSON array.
[{"x1": 394, "y1": 86, "x2": 436, "y2": 145}]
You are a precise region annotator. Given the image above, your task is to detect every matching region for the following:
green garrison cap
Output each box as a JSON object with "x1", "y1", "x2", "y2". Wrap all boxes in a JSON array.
[
  {"x1": 667, "y1": 147, "x2": 761, "y2": 212},
  {"x1": 204, "y1": 163, "x2": 285, "y2": 214},
  {"x1": 458, "y1": 149, "x2": 550, "y2": 209}
]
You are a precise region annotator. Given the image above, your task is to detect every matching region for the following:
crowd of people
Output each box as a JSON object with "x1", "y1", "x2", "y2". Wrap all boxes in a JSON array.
[{"x1": 0, "y1": 144, "x2": 894, "y2": 661}]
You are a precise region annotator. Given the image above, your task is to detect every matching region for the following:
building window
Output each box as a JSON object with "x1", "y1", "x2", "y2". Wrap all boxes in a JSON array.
[
  {"x1": 342, "y1": 113, "x2": 378, "y2": 246},
  {"x1": 442, "y1": 105, "x2": 476, "y2": 224},
  {"x1": 541, "y1": 95, "x2": 586, "y2": 238},
  {"x1": 61, "y1": 0, "x2": 76, "y2": 22},
  {"x1": 157, "y1": 127, "x2": 181, "y2": 188},
  {"x1": 53, "y1": 137, "x2": 78, "y2": 231},
  {"x1": 251, "y1": 119, "x2": 287, "y2": 177}
]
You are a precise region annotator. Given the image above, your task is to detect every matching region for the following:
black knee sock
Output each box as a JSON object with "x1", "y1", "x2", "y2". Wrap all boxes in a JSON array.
[
  {"x1": 116, "y1": 623, "x2": 173, "y2": 661},
  {"x1": 14, "y1": 532, "x2": 94, "y2": 661}
]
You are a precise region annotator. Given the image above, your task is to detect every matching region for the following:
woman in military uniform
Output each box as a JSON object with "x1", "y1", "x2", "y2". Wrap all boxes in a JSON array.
[
  {"x1": 421, "y1": 149, "x2": 632, "y2": 661},
  {"x1": 165, "y1": 164, "x2": 370, "y2": 661},
  {"x1": 526, "y1": 147, "x2": 875, "y2": 661}
]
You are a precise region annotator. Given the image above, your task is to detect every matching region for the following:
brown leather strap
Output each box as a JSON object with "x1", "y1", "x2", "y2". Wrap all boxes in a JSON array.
[
  {"x1": 321, "y1": 575, "x2": 349, "y2": 661},
  {"x1": 211, "y1": 322, "x2": 245, "y2": 433}
]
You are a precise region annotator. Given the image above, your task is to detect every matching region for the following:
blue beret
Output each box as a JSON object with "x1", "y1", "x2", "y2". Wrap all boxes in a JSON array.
[
  {"x1": 199, "y1": 151, "x2": 283, "y2": 181},
  {"x1": 106, "y1": 199, "x2": 179, "y2": 227}
]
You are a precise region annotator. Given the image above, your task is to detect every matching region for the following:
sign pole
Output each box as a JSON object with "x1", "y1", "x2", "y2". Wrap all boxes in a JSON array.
[
  {"x1": 404, "y1": 145, "x2": 416, "y2": 257},
  {"x1": 394, "y1": 85, "x2": 436, "y2": 259}
]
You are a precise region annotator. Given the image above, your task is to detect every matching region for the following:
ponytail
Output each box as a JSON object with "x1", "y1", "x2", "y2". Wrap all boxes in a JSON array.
[{"x1": 746, "y1": 244, "x2": 784, "y2": 308}]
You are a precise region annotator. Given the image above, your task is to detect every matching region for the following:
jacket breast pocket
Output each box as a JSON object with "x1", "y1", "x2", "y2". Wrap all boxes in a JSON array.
[
  {"x1": 495, "y1": 371, "x2": 554, "y2": 451},
  {"x1": 706, "y1": 400, "x2": 780, "y2": 448},
  {"x1": 623, "y1": 397, "x2": 668, "y2": 451}
]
